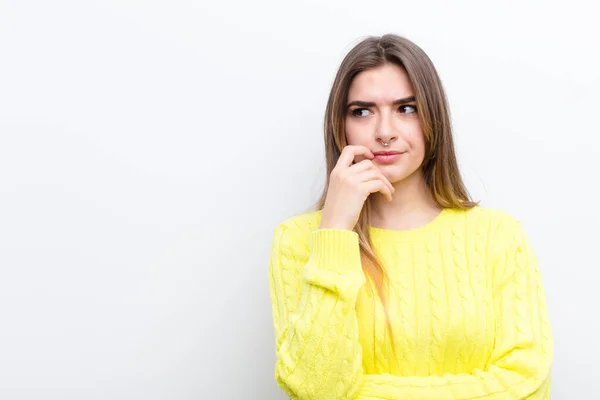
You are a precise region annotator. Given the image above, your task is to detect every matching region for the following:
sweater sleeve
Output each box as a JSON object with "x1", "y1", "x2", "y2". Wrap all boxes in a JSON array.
[
  {"x1": 267, "y1": 221, "x2": 368, "y2": 400},
  {"x1": 353, "y1": 217, "x2": 554, "y2": 400}
]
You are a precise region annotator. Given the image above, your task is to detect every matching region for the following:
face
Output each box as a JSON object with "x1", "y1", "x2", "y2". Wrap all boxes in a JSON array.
[{"x1": 345, "y1": 62, "x2": 426, "y2": 184}]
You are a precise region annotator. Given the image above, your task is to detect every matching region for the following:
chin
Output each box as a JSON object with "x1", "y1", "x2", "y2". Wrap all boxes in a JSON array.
[
  {"x1": 386, "y1": 167, "x2": 418, "y2": 183},
  {"x1": 384, "y1": 171, "x2": 405, "y2": 183}
]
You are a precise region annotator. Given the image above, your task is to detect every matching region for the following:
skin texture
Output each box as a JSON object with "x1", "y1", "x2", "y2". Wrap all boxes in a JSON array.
[{"x1": 344, "y1": 62, "x2": 443, "y2": 230}]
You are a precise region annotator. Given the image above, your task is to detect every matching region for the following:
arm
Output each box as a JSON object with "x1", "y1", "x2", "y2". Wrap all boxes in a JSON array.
[
  {"x1": 354, "y1": 217, "x2": 554, "y2": 400},
  {"x1": 267, "y1": 221, "x2": 367, "y2": 400}
]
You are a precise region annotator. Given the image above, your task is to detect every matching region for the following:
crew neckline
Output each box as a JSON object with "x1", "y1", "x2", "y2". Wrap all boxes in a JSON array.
[{"x1": 368, "y1": 207, "x2": 454, "y2": 242}]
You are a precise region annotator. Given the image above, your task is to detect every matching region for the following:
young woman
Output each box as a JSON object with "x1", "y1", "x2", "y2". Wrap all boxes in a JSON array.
[{"x1": 267, "y1": 34, "x2": 553, "y2": 399}]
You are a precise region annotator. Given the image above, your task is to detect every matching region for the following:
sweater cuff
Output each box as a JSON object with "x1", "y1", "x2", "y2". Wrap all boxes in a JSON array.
[{"x1": 302, "y1": 229, "x2": 366, "y2": 303}]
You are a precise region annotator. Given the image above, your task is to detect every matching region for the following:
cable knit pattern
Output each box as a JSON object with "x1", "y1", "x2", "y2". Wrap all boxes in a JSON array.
[{"x1": 267, "y1": 206, "x2": 553, "y2": 399}]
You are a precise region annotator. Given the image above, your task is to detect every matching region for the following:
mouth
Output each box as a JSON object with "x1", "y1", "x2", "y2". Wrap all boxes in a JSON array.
[{"x1": 373, "y1": 152, "x2": 404, "y2": 164}]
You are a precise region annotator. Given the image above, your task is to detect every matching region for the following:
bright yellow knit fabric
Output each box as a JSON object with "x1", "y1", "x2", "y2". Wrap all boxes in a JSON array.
[{"x1": 267, "y1": 205, "x2": 553, "y2": 399}]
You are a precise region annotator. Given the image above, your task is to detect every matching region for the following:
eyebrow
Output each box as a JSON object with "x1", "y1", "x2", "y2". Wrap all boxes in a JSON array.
[{"x1": 346, "y1": 96, "x2": 416, "y2": 108}]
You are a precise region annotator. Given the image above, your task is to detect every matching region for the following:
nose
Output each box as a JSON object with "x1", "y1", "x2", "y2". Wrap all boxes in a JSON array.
[
  {"x1": 377, "y1": 137, "x2": 396, "y2": 147},
  {"x1": 375, "y1": 112, "x2": 397, "y2": 144}
]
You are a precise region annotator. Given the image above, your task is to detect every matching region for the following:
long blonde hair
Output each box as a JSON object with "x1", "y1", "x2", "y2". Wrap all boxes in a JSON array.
[{"x1": 311, "y1": 34, "x2": 479, "y2": 357}]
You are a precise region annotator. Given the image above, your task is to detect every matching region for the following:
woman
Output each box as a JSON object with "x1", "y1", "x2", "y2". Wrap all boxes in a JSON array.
[{"x1": 267, "y1": 34, "x2": 553, "y2": 399}]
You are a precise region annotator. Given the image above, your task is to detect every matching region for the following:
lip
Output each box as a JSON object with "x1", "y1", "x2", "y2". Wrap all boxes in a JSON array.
[{"x1": 373, "y1": 152, "x2": 403, "y2": 164}]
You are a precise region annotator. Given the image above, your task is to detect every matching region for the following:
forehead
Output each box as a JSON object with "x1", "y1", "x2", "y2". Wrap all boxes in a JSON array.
[{"x1": 347, "y1": 63, "x2": 414, "y2": 102}]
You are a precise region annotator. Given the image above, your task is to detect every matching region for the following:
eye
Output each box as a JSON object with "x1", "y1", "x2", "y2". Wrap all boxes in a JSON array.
[
  {"x1": 400, "y1": 105, "x2": 417, "y2": 114},
  {"x1": 350, "y1": 108, "x2": 370, "y2": 117}
]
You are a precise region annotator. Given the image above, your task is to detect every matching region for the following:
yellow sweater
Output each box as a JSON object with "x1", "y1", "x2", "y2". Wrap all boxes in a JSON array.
[{"x1": 267, "y1": 205, "x2": 553, "y2": 399}]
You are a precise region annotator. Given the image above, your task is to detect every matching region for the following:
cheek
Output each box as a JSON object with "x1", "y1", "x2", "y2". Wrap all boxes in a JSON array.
[
  {"x1": 405, "y1": 129, "x2": 426, "y2": 151},
  {"x1": 344, "y1": 119, "x2": 365, "y2": 146}
]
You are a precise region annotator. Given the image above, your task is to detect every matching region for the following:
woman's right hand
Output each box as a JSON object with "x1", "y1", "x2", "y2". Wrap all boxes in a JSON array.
[{"x1": 319, "y1": 145, "x2": 395, "y2": 231}]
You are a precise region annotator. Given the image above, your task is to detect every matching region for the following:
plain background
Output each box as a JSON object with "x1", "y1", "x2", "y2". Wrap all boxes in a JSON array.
[{"x1": 1, "y1": 0, "x2": 598, "y2": 399}]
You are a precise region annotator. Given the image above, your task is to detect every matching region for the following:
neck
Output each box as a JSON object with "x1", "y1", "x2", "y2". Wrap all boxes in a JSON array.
[{"x1": 369, "y1": 168, "x2": 442, "y2": 230}]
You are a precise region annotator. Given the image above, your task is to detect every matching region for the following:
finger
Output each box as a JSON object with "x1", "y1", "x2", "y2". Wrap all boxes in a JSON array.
[
  {"x1": 356, "y1": 169, "x2": 382, "y2": 185},
  {"x1": 352, "y1": 160, "x2": 394, "y2": 194},
  {"x1": 361, "y1": 163, "x2": 393, "y2": 194},
  {"x1": 377, "y1": 170, "x2": 395, "y2": 194},
  {"x1": 363, "y1": 178, "x2": 393, "y2": 202},
  {"x1": 348, "y1": 159, "x2": 376, "y2": 173},
  {"x1": 339, "y1": 145, "x2": 374, "y2": 167}
]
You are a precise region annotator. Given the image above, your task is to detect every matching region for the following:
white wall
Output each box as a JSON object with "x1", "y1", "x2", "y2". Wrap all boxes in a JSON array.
[{"x1": 0, "y1": 0, "x2": 598, "y2": 399}]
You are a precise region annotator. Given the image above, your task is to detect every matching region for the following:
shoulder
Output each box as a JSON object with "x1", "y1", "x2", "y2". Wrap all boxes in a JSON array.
[
  {"x1": 453, "y1": 205, "x2": 523, "y2": 234},
  {"x1": 460, "y1": 205, "x2": 533, "y2": 261},
  {"x1": 269, "y1": 209, "x2": 324, "y2": 254},
  {"x1": 448, "y1": 205, "x2": 528, "y2": 250},
  {"x1": 272, "y1": 209, "x2": 323, "y2": 236}
]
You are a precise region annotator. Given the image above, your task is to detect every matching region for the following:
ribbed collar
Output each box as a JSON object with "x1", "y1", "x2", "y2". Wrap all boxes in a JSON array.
[{"x1": 368, "y1": 207, "x2": 458, "y2": 242}]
